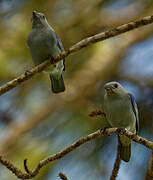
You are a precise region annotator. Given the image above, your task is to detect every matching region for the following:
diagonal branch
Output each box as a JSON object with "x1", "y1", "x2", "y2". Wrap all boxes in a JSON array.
[
  {"x1": 0, "y1": 14, "x2": 153, "y2": 96},
  {"x1": 0, "y1": 128, "x2": 153, "y2": 179}
]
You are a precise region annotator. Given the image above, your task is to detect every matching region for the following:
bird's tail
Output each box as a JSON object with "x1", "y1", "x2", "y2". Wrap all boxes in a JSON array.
[
  {"x1": 119, "y1": 135, "x2": 131, "y2": 162},
  {"x1": 49, "y1": 74, "x2": 65, "y2": 93}
]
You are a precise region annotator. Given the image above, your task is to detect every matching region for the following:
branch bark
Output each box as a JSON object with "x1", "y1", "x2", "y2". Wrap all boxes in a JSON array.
[
  {"x1": 0, "y1": 14, "x2": 153, "y2": 96},
  {"x1": 0, "y1": 128, "x2": 153, "y2": 179},
  {"x1": 110, "y1": 135, "x2": 121, "y2": 180},
  {"x1": 59, "y1": 172, "x2": 69, "y2": 180},
  {"x1": 146, "y1": 151, "x2": 153, "y2": 180}
]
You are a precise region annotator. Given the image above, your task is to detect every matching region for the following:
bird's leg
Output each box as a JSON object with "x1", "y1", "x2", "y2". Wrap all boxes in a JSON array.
[
  {"x1": 100, "y1": 127, "x2": 110, "y2": 134},
  {"x1": 116, "y1": 128, "x2": 126, "y2": 135},
  {"x1": 24, "y1": 70, "x2": 32, "y2": 78},
  {"x1": 48, "y1": 55, "x2": 56, "y2": 67}
]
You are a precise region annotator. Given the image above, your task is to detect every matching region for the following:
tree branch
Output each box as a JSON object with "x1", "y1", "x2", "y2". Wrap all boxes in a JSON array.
[
  {"x1": 0, "y1": 128, "x2": 153, "y2": 179},
  {"x1": 110, "y1": 135, "x2": 121, "y2": 180},
  {"x1": 24, "y1": 159, "x2": 32, "y2": 175},
  {"x1": 0, "y1": 14, "x2": 153, "y2": 96},
  {"x1": 89, "y1": 110, "x2": 106, "y2": 117},
  {"x1": 145, "y1": 151, "x2": 153, "y2": 180}
]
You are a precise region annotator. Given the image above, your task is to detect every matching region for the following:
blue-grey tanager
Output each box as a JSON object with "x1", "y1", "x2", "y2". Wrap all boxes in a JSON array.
[
  {"x1": 27, "y1": 11, "x2": 65, "y2": 93},
  {"x1": 104, "y1": 81, "x2": 139, "y2": 162}
]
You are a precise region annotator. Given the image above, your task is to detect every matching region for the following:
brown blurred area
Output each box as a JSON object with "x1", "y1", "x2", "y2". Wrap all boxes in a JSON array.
[{"x1": 0, "y1": 0, "x2": 153, "y2": 179}]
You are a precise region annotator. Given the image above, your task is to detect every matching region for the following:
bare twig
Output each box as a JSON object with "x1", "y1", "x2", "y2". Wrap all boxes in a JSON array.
[
  {"x1": 0, "y1": 155, "x2": 26, "y2": 178},
  {"x1": 146, "y1": 151, "x2": 153, "y2": 180},
  {"x1": 89, "y1": 110, "x2": 106, "y2": 117},
  {"x1": 24, "y1": 159, "x2": 32, "y2": 175},
  {"x1": 59, "y1": 172, "x2": 69, "y2": 180},
  {"x1": 110, "y1": 135, "x2": 121, "y2": 180},
  {"x1": 0, "y1": 14, "x2": 153, "y2": 96},
  {"x1": 0, "y1": 128, "x2": 153, "y2": 179}
]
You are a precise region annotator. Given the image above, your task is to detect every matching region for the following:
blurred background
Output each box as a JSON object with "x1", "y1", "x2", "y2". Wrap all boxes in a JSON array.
[{"x1": 0, "y1": 0, "x2": 153, "y2": 180}]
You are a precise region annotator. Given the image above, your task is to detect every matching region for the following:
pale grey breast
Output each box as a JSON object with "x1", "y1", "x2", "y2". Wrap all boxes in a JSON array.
[
  {"x1": 104, "y1": 95, "x2": 136, "y2": 130},
  {"x1": 27, "y1": 28, "x2": 56, "y2": 65}
]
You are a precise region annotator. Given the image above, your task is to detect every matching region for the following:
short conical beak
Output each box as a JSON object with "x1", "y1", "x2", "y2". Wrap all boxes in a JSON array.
[
  {"x1": 104, "y1": 85, "x2": 112, "y2": 93},
  {"x1": 32, "y1": 11, "x2": 37, "y2": 17},
  {"x1": 104, "y1": 85, "x2": 109, "y2": 90}
]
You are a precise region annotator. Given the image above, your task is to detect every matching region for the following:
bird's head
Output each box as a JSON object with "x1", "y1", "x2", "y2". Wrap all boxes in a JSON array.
[
  {"x1": 31, "y1": 11, "x2": 48, "y2": 28},
  {"x1": 104, "y1": 81, "x2": 127, "y2": 97}
]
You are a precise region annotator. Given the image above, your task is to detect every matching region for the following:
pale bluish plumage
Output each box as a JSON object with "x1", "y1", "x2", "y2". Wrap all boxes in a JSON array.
[
  {"x1": 104, "y1": 81, "x2": 139, "y2": 162},
  {"x1": 27, "y1": 11, "x2": 65, "y2": 93}
]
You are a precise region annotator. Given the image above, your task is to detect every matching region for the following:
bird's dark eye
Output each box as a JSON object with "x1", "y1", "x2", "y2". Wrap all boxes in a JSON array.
[
  {"x1": 114, "y1": 84, "x2": 118, "y2": 88},
  {"x1": 42, "y1": 15, "x2": 45, "y2": 18}
]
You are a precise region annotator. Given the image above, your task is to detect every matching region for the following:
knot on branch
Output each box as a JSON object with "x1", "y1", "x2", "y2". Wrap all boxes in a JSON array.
[
  {"x1": 59, "y1": 172, "x2": 69, "y2": 180},
  {"x1": 24, "y1": 70, "x2": 33, "y2": 80}
]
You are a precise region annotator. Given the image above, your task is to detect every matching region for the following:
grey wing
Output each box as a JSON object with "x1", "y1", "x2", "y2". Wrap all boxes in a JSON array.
[
  {"x1": 55, "y1": 34, "x2": 65, "y2": 71},
  {"x1": 128, "y1": 93, "x2": 139, "y2": 133}
]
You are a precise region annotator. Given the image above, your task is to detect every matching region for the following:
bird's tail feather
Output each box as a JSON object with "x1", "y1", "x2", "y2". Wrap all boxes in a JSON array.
[
  {"x1": 50, "y1": 74, "x2": 65, "y2": 93},
  {"x1": 120, "y1": 143, "x2": 131, "y2": 162},
  {"x1": 119, "y1": 135, "x2": 131, "y2": 162}
]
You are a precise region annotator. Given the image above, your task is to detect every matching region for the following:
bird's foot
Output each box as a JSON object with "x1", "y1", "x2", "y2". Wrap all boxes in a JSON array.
[
  {"x1": 100, "y1": 127, "x2": 109, "y2": 134},
  {"x1": 48, "y1": 55, "x2": 56, "y2": 66},
  {"x1": 116, "y1": 127, "x2": 126, "y2": 134},
  {"x1": 24, "y1": 70, "x2": 31, "y2": 77}
]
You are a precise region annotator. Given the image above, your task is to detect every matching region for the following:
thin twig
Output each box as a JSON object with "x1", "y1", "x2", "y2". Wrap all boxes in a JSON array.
[
  {"x1": 0, "y1": 128, "x2": 153, "y2": 179},
  {"x1": 110, "y1": 135, "x2": 121, "y2": 180},
  {"x1": 145, "y1": 151, "x2": 153, "y2": 180},
  {"x1": 89, "y1": 110, "x2": 106, "y2": 117},
  {"x1": 0, "y1": 14, "x2": 153, "y2": 96},
  {"x1": 24, "y1": 159, "x2": 32, "y2": 175},
  {"x1": 59, "y1": 172, "x2": 69, "y2": 180}
]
